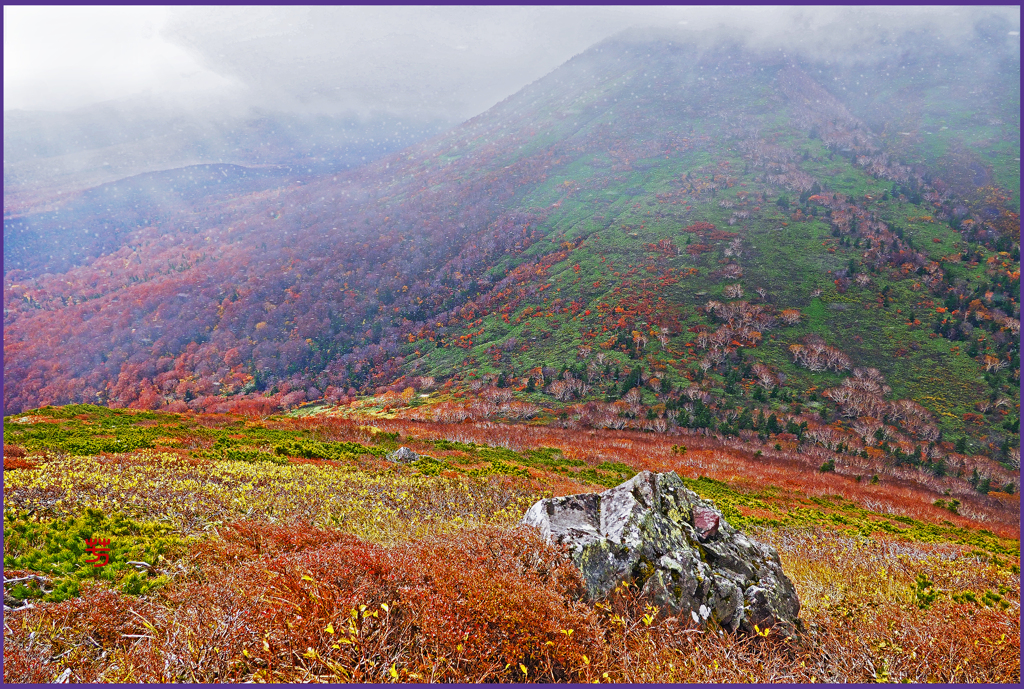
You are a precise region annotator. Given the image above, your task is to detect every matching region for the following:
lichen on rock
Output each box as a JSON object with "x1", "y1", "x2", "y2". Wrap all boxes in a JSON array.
[{"x1": 520, "y1": 470, "x2": 800, "y2": 634}]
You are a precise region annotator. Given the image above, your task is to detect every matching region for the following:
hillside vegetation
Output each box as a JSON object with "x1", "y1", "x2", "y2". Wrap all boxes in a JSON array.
[
  {"x1": 2, "y1": 25, "x2": 1019, "y2": 684},
  {"x1": 4, "y1": 34, "x2": 1019, "y2": 475},
  {"x1": 3, "y1": 406, "x2": 1019, "y2": 682}
]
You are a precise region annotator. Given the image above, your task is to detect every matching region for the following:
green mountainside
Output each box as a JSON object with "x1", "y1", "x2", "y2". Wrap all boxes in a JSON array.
[
  {"x1": 390, "y1": 32, "x2": 1020, "y2": 462},
  {"x1": 3, "y1": 29, "x2": 1019, "y2": 468}
]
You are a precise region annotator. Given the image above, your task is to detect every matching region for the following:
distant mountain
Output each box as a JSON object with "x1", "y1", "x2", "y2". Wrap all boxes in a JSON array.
[
  {"x1": 4, "y1": 164, "x2": 306, "y2": 275},
  {"x1": 3, "y1": 102, "x2": 451, "y2": 213},
  {"x1": 3, "y1": 27, "x2": 1019, "y2": 467}
]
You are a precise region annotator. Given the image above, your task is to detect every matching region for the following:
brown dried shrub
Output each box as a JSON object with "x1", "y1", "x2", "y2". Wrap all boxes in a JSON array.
[
  {"x1": 190, "y1": 523, "x2": 605, "y2": 683},
  {"x1": 4, "y1": 456, "x2": 36, "y2": 470},
  {"x1": 4, "y1": 443, "x2": 27, "y2": 457},
  {"x1": 12, "y1": 522, "x2": 607, "y2": 683},
  {"x1": 3, "y1": 444, "x2": 34, "y2": 469}
]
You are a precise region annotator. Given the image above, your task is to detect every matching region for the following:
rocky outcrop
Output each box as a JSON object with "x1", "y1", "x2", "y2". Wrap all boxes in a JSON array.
[
  {"x1": 386, "y1": 446, "x2": 419, "y2": 463},
  {"x1": 520, "y1": 470, "x2": 800, "y2": 634}
]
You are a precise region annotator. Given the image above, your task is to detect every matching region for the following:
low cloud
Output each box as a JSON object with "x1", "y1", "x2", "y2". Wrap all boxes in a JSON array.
[
  {"x1": 5, "y1": 6, "x2": 1018, "y2": 121},
  {"x1": 2, "y1": 6, "x2": 241, "y2": 111}
]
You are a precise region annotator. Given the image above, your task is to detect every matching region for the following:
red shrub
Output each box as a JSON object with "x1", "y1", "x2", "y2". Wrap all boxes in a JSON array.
[
  {"x1": 3, "y1": 580, "x2": 169, "y2": 682},
  {"x1": 4, "y1": 456, "x2": 35, "y2": 470},
  {"x1": 155, "y1": 523, "x2": 606, "y2": 682},
  {"x1": 4, "y1": 443, "x2": 27, "y2": 458}
]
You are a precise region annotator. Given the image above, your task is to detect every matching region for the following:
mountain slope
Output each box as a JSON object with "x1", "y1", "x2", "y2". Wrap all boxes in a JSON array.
[{"x1": 3, "y1": 28, "x2": 1019, "y2": 470}]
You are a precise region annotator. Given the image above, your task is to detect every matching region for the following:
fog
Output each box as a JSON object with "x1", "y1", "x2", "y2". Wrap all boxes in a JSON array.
[
  {"x1": 6, "y1": 6, "x2": 1018, "y2": 118},
  {"x1": 4, "y1": 6, "x2": 1017, "y2": 200}
]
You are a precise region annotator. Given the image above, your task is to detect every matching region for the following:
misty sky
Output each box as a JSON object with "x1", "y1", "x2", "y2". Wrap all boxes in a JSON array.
[{"x1": 4, "y1": 5, "x2": 1019, "y2": 121}]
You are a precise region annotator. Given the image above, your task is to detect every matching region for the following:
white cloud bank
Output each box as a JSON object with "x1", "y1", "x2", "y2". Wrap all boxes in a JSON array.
[{"x1": 5, "y1": 6, "x2": 1018, "y2": 118}]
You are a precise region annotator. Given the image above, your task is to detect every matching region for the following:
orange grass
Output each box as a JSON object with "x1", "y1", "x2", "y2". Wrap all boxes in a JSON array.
[
  {"x1": 4, "y1": 525, "x2": 606, "y2": 683},
  {"x1": 4, "y1": 522, "x2": 1018, "y2": 683}
]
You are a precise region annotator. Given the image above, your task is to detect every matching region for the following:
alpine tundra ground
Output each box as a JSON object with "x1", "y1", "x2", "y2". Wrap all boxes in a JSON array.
[{"x1": 3, "y1": 405, "x2": 1018, "y2": 682}]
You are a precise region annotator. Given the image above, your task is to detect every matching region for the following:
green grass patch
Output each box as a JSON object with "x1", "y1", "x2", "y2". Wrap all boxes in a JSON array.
[
  {"x1": 3, "y1": 507, "x2": 187, "y2": 602},
  {"x1": 682, "y1": 476, "x2": 1019, "y2": 557}
]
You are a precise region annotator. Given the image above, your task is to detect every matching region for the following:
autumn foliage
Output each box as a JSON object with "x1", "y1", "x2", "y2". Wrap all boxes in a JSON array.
[
  {"x1": 4, "y1": 511, "x2": 1018, "y2": 683},
  {"x1": 3, "y1": 405, "x2": 1019, "y2": 683}
]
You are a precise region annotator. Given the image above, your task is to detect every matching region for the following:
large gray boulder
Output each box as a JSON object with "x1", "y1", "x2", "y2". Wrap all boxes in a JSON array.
[{"x1": 521, "y1": 470, "x2": 800, "y2": 634}]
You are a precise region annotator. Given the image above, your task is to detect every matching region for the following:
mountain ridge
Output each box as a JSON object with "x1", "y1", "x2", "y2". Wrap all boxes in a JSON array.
[{"x1": 3, "y1": 29, "x2": 1019, "y2": 471}]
